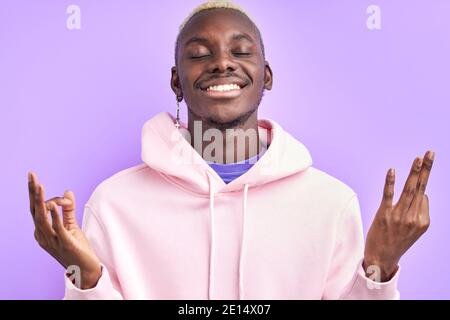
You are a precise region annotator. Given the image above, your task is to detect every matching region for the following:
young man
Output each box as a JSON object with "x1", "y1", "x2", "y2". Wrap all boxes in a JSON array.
[{"x1": 28, "y1": 0, "x2": 434, "y2": 299}]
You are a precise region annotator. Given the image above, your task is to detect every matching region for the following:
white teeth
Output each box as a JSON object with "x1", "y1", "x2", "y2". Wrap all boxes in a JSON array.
[{"x1": 206, "y1": 84, "x2": 241, "y2": 92}]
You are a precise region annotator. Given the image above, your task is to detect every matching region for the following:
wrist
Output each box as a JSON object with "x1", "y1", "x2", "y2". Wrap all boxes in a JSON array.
[{"x1": 80, "y1": 265, "x2": 102, "y2": 290}]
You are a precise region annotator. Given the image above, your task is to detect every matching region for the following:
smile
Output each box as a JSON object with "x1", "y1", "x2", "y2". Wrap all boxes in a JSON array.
[
  {"x1": 207, "y1": 84, "x2": 241, "y2": 92},
  {"x1": 200, "y1": 83, "x2": 246, "y2": 99}
]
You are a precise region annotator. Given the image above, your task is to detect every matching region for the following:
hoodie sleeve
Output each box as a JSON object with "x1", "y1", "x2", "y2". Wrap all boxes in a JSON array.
[
  {"x1": 63, "y1": 205, "x2": 123, "y2": 300},
  {"x1": 322, "y1": 194, "x2": 401, "y2": 300}
]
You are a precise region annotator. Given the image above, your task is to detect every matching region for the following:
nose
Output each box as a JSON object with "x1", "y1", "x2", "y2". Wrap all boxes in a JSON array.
[{"x1": 207, "y1": 51, "x2": 238, "y2": 74}]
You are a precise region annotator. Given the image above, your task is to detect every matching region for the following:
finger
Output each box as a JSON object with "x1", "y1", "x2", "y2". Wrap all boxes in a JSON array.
[
  {"x1": 62, "y1": 190, "x2": 78, "y2": 228},
  {"x1": 48, "y1": 201, "x2": 70, "y2": 242},
  {"x1": 409, "y1": 151, "x2": 434, "y2": 217},
  {"x1": 28, "y1": 172, "x2": 36, "y2": 217},
  {"x1": 381, "y1": 168, "x2": 395, "y2": 208},
  {"x1": 45, "y1": 196, "x2": 72, "y2": 207},
  {"x1": 409, "y1": 188, "x2": 424, "y2": 218},
  {"x1": 416, "y1": 150, "x2": 435, "y2": 196},
  {"x1": 34, "y1": 183, "x2": 56, "y2": 237},
  {"x1": 418, "y1": 194, "x2": 430, "y2": 230},
  {"x1": 397, "y1": 156, "x2": 423, "y2": 213}
]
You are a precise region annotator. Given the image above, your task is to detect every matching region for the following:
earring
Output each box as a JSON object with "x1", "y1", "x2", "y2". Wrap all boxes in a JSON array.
[{"x1": 175, "y1": 96, "x2": 182, "y2": 129}]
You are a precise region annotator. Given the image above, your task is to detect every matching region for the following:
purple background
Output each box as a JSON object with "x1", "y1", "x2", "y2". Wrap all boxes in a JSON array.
[{"x1": 1, "y1": 0, "x2": 449, "y2": 299}]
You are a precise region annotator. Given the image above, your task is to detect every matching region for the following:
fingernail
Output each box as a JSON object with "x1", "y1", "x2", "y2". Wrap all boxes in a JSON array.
[
  {"x1": 389, "y1": 168, "x2": 395, "y2": 176},
  {"x1": 416, "y1": 157, "x2": 423, "y2": 166},
  {"x1": 429, "y1": 151, "x2": 435, "y2": 160},
  {"x1": 61, "y1": 198, "x2": 71, "y2": 205}
]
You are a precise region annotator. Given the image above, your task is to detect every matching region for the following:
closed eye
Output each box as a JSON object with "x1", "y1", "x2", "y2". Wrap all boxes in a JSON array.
[
  {"x1": 190, "y1": 55, "x2": 211, "y2": 60},
  {"x1": 233, "y1": 52, "x2": 252, "y2": 57}
]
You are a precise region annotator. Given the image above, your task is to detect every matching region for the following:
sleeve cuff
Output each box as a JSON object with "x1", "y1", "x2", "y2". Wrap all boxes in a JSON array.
[
  {"x1": 348, "y1": 258, "x2": 401, "y2": 299},
  {"x1": 63, "y1": 263, "x2": 121, "y2": 300}
]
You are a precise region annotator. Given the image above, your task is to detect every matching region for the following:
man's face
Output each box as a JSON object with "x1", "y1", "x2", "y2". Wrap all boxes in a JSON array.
[{"x1": 171, "y1": 8, "x2": 273, "y2": 128}]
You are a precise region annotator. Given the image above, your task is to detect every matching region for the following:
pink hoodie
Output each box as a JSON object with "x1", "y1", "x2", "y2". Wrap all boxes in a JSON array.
[{"x1": 64, "y1": 112, "x2": 400, "y2": 300}]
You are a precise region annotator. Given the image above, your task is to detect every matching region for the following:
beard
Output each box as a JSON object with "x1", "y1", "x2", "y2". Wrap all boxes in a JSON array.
[
  {"x1": 204, "y1": 108, "x2": 255, "y2": 130},
  {"x1": 187, "y1": 88, "x2": 265, "y2": 131}
]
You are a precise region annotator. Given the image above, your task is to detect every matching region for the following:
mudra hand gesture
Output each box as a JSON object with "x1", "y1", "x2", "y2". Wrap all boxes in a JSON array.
[{"x1": 364, "y1": 150, "x2": 435, "y2": 281}]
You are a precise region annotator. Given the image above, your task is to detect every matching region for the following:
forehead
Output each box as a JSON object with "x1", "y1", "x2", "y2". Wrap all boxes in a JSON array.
[{"x1": 179, "y1": 8, "x2": 258, "y2": 45}]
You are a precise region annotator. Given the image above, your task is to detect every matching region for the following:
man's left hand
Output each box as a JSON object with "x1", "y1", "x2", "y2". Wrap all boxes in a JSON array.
[{"x1": 364, "y1": 150, "x2": 435, "y2": 282}]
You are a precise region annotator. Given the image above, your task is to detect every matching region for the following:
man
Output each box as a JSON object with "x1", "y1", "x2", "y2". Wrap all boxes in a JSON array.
[{"x1": 28, "y1": 0, "x2": 434, "y2": 299}]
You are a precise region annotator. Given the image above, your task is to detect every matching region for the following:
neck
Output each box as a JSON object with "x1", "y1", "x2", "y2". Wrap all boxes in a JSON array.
[{"x1": 187, "y1": 109, "x2": 261, "y2": 164}]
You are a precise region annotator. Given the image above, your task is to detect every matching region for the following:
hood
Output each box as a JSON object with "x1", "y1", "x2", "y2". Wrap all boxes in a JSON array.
[
  {"x1": 141, "y1": 111, "x2": 313, "y2": 300},
  {"x1": 141, "y1": 112, "x2": 313, "y2": 194}
]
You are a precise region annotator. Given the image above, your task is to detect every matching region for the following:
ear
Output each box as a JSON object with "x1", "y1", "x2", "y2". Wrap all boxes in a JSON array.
[
  {"x1": 171, "y1": 66, "x2": 183, "y2": 98},
  {"x1": 263, "y1": 61, "x2": 273, "y2": 90}
]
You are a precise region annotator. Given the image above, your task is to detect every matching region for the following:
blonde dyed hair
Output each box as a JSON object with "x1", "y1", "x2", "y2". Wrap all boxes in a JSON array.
[
  {"x1": 175, "y1": 0, "x2": 265, "y2": 64},
  {"x1": 178, "y1": 0, "x2": 257, "y2": 32}
]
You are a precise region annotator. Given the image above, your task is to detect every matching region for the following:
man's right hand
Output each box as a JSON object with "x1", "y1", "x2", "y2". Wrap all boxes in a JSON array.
[{"x1": 28, "y1": 171, "x2": 102, "y2": 289}]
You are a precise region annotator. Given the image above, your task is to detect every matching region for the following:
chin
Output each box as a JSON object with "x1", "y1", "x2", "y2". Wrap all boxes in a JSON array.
[
  {"x1": 207, "y1": 114, "x2": 240, "y2": 127},
  {"x1": 206, "y1": 108, "x2": 254, "y2": 129},
  {"x1": 205, "y1": 104, "x2": 238, "y2": 118}
]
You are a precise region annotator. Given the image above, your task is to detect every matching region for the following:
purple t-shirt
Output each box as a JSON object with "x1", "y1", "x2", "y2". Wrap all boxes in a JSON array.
[{"x1": 206, "y1": 147, "x2": 267, "y2": 184}]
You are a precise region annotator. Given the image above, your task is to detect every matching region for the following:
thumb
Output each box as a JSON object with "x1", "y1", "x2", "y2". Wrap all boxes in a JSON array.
[{"x1": 62, "y1": 190, "x2": 78, "y2": 227}]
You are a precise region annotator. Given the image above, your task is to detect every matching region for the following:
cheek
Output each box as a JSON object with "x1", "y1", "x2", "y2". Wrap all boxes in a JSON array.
[
  {"x1": 178, "y1": 66, "x2": 200, "y2": 92},
  {"x1": 179, "y1": 74, "x2": 193, "y2": 93},
  {"x1": 249, "y1": 70, "x2": 265, "y2": 96},
  {"x1": 255, "y1": 68, "x2": 267, "y2": 87},
  {"x1": 246, "y1": 62, "x2": 265, "y2": 85}
]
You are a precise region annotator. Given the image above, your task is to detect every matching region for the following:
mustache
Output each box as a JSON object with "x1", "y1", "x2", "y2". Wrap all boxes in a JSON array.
[
  {"x1": 196, "y1": 73, "x2": 250, "y2": 89},
  {"x1": 204, "y1": 72, "x2": 239, "y2": 80}
]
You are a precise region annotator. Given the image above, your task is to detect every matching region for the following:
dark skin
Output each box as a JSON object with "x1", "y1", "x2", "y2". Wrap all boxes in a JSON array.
[
  {"x1": 171, "y1": 9, "x2": 273, "y2": 163},
  {"x1": 28, "y1": 8, "x2": 435, "y2": 290},
  {"x1": 364, "y1": 152, "x2": 435, "y2": 281}
]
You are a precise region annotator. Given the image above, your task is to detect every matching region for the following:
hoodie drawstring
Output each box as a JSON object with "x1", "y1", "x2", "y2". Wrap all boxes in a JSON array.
[
  {"x1": 239, "y1": 183, "x2": 249, "y2": 300},
  {"x1": 206, "y1": 171, "x2": 249, "y2": 300},
  {"x1": 207, "y1": 172, "x2": 215, "y2": 300}
]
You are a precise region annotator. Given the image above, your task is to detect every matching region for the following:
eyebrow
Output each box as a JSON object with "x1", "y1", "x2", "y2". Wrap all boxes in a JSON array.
[
  {"x1": 231, "y1": 33, "x2": 254, "y2": 43},
  {"x1": 184, "y1": 32, "x2": 255, "y2": 47},
  {"x1": 184, "y1": 36, "x2": 209, "y2": 47}
]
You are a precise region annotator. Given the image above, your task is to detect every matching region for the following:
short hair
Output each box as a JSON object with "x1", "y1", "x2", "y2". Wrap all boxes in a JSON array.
[{"x1": 174, "y1": 0, "x2": 265, "y2": 65}]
